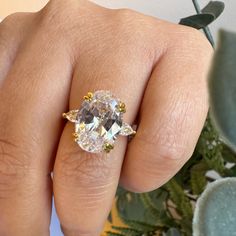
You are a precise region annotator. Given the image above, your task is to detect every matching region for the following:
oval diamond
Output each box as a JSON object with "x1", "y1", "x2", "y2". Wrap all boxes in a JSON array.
[{"x1": 75, "y1": 91, "x2": 123, "y2": 153}]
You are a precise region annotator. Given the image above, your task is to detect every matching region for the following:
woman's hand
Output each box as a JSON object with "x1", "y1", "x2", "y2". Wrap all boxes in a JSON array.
[{"x1": 0, "y1": 0, "x2": 212, "y2": 235}]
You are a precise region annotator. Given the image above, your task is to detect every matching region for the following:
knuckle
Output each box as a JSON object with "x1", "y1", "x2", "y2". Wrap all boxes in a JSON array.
[
  {"x1": 0, "y1": 13, "x2": 20, "y2": 40},
  {"x1": 140, "y1": 127, "x2": 187, "y2": 161},
  {"x1": 115, "y1": 8, "x2": 137, "y2": 20},
  {"x1": 114, "y1": 8, "x2": 150, "y2": 40},
  {"x1": 186, "y1": 27, "x2": 212, "y2": 49},
  {"x1": 0, "y1": 12, "x2": 31, "y2": 31},
  {"x1": 37, "y1": 0, "x2": 157, "y2": 61},
  {"x1": 170, "y1": 24, "x2": 213, "y2": 53},
  {"x1": 37, "y1": 0, "x2": 81, "y2": 35},
  {"x1": 123, "y1": 112, "x2": 197, "y2": 193},
  {"x1": 0, "y1": 138, "x2": 29, "y2": 196},
  {"x1": 37, "y1": 2, "x2": 71, "y2": 37},
  {"x1": 36, "y1": 0, "x2": 91, "y2": 49},
  {"x1": 0, "y1": 12, "x2": 35, "y2": 48},
  {"x1": 111, "y1": 8, "x2": 158, "y2": 61},
  {"x1": 1, "y1": 12, "x2": 23, "y2": 26}
]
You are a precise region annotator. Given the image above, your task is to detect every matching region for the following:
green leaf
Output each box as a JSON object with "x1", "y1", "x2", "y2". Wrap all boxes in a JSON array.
[
  {"x1": 140, "y1": 193, "x2": 161, "y2": 218},
  {"x1": 208, "y1": 30, "x2": 236, "y2": 152},
  {"x1": 106, "y1": 231, "x2": 125, "y2": 236},
  {"x1": 193, "y1": 178, "x2": 236, "y2": 236},
  {"x1": 140, "y1": 193, "x2": 175, "y2": 228},
  {"x1": 116, "y1": 188, "x2": 146, "y2": 222},
  {"x1": 111, "y1": 226, "x2": 142, "y2": 236},
  {"x1": 180, "y1": 218, "x2": 193, "y2": 236},
  {"x1": 116, "y1": 187, "x2": 168, "y2": 225},
  {"x1": 191, "y1": 169, "x2": 207, "y2": 195},
  {"x1": 165, "y1": 179, "x2": 193, "y2": 219},
  {"x1": 117, "y1": 219, "x2": 158, "y2": 232},
  {"x1": 196, "y1": 117, "x2": 227, "y2": 175},
  {"x1": 180, "y1": 198, "x2": 193, "y2": 220},
  {"x1": 227, "y1": 165, "x2": 236, "y2": 177},
  {"x1": 179, "y1": 13, "x2": 215, "y2": 29},
  {"x1": 221, "y1": 145, "x2": 236, "y2": 163},
  {"x1": 202, "y1": 1, "x2": 225, "y2": 19},
  {"x1": 165, "y1": 179, "x2": 185, "y2": 208}
]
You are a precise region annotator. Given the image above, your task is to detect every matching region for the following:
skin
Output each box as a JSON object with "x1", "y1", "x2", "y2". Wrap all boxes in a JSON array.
[{"x1": 0, "y1": 0, "x2": 212, "y2": 235}]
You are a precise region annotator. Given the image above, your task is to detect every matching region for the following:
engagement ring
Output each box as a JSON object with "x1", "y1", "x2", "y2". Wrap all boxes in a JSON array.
[{"x1": 62, "y1": 90, "x2": 136, "y2": 153}]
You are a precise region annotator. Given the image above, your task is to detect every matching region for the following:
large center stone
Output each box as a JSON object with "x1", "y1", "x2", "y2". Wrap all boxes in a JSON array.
[{"x1": 75, "y1": 91, "x2": 123, "y2": 153}]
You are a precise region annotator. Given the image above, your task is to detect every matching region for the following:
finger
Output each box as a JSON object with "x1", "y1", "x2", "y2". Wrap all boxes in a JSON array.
[
  {"x1": 53, "y1": 23, "x2": 157, "y2": 235},
  {"x1": 120, "y1": 27, "x2": 213, "y2": 192},
  {"x1": 0, "y1": 13, "x2": 73, "y2": 236},
  {"x1": 0, "y1": 13, "x2": 34, "y2": 83}
]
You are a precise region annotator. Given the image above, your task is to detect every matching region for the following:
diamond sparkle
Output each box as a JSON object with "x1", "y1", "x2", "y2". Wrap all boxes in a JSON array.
[{"x1": 73, "y1": 90, "x2": 134, "y2": 153}]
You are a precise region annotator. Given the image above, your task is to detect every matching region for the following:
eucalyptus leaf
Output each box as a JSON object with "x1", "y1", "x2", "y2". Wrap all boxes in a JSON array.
[
  {"x1": 111, "y1": 226, "x2": 142, "y2": 236},
  {"x1": 106, "y1": 231, "x2": 125, "y2": 236},
  {"x1": 116, "y1": 219, "x2": 158, "y2": 232},
  {"x1": 202, "y1": 1, "x2": 225, "y2": 19},
  {"x1": 208, "y1": 30, "x2": 236, "y2": 152},
  {"x1": 190, "y1": 170, "x2": 207, "y2": 195},
  {"x1": 193, "y1": 178, "x2": 236, "y2": 236},
  {"x1": 179, "y1": 13, "x2": 215, "y2": 29},
  {"x1": 116, "y1": 190, "x2": 145, "y2": 222},
  {"x1": 116, "y1": 186, "x2": 168, "y2": 225},
  {"x1": 227, "y1": 165, "x2": 236, "y2": 177},
  {"x1": 222, "y1": 145, "x2": 236, "y2": 163}
]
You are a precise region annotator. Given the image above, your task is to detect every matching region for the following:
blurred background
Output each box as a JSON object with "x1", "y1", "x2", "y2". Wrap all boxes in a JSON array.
[
  {"x1": 0, "y1": 0, "x2": 235, "y2": 38},
  {"x1": 0, "y1": 0, "x2": 235, "y2": 235}
]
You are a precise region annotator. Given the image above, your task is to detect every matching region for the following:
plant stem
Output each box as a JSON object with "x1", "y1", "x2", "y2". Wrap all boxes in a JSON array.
[{"x1": 192, "y1": 0, "x2": 215, "y2": 47}]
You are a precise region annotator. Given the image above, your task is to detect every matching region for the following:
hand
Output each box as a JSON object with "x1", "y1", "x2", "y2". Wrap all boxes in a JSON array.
[{"x1": 0, "y1": 0, "x2": 212, "y2": 235}]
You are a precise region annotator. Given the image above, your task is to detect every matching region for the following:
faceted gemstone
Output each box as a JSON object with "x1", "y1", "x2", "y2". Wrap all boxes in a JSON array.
[
  {"x1": 75, "y1": 91, "x2": 123, "y2": 153},
  {"x1": 119, "y1": 122, "x2": 136, "y2": 136}
]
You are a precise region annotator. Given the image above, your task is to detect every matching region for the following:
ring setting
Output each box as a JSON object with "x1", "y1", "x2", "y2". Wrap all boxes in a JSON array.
[{"x1": 62, "y1": 90, "x2": 136, "y2": 153}]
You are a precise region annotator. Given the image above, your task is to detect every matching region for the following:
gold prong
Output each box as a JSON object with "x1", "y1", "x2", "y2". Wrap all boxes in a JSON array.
[
  {"x1": 117, "y1": 102, "x2": 126, "y2": 113},
  {"x1": 87, "y1": 92, "x2": 93, "y2": 98},
  {"x1": 79, "y1": 122, "x2": 85, "y2": 130},
  {"x1": 83, "y1": 92, "x2": 93, "y2": 101},
  {"x1": 72, "y1": 132, "x2": 79, "y2": 142},
  {"x1": 103, "y1": 143, "x2": 114, "y2": 153},
  {"x1": 72, "y1": 132, "x2": 79, "y2": 138}
]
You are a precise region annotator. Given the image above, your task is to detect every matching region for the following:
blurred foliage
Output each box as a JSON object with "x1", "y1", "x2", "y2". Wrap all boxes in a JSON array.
[
  {"x1": 180, "y1": 1, "x2": 225, "y2": 30},
  {"x1": 107, "y1": 119, "x2": 236, "y2": 236},
  {"x1": 105, "y1": 1, "x2": 235, "y2": 236},
  {"x1": 192, "y1": 178, "x2": 236, "y2": 236},
  {"x1": 180, "y1": 1, "x2": 225, "y2": 47},
  {"x1": 208, "y1": 30, "x2": 236, "y2": 152}
]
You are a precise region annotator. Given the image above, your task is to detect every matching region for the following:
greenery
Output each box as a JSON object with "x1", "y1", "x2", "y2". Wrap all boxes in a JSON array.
[
  {"x1": 106, "y1": 1, "x2": 236, "y2": 236},
  {"x1": 108, "y1": 119, "x2": 236, "y2": 236},
  {"x1": 209, "y1": 30, "x2": 236, "y2": 151},
  {"x1": 193, "y1": 178, "x2": 236, "y2": 236}
]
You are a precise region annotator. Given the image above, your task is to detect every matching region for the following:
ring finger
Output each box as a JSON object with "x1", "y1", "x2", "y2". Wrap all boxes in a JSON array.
[{"x1": 53, "y1": 25, "x2": 159, "y2": 235}]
